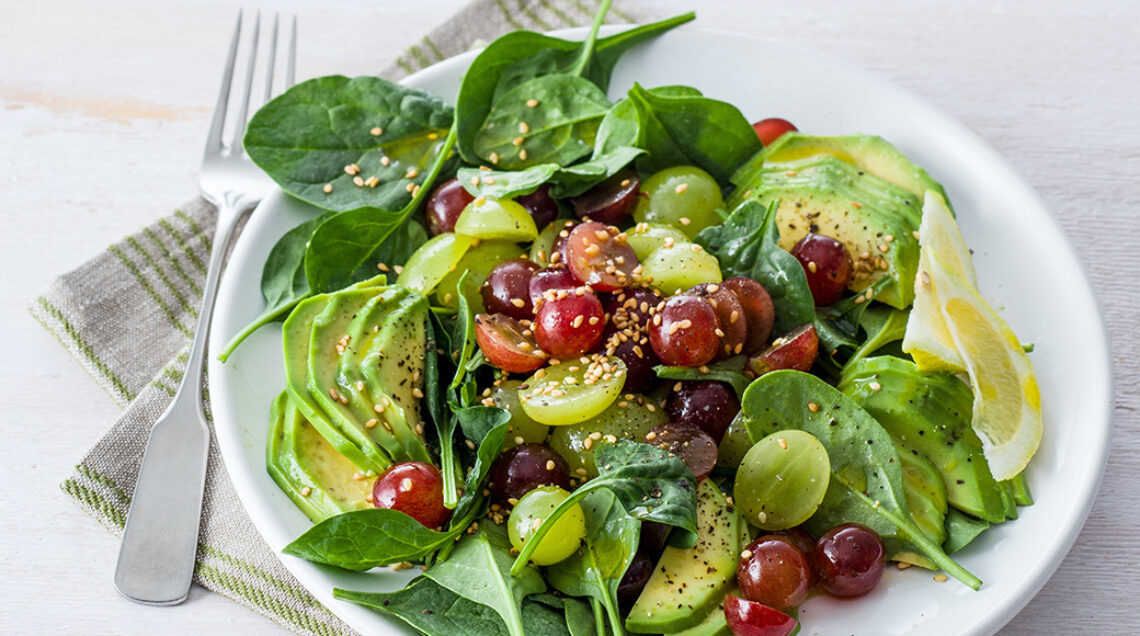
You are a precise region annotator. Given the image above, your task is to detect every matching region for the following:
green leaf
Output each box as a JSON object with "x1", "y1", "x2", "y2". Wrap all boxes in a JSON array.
[
  {"x1": 244, "y1": 76, "x2": 452, "y2": 212},
  {"x1": 697, "y1": 200, "x2": 816, "y2": 335},
  {"x1": 563, "y1": 597, "x2": 599, "y2": 636},
  {"x1": 654, "y1": 356, "x2": 751, "y2": 398},
  {"x1": 846, "y1": 305, "x2": 910, "y2": 370},
  {"x1": 281, "y1": 508, "x2": 458, "y2": 571},
  {"x1": 424, "y1": 525, "x2": 547, "y2": 636},
  {"x1": 625, "y1": 83, "x2": 761, "y2": 184},
  {"x1": 452, "y1": 417, "x2": 511, "y2": 524},
  {"x1": 546, "y1": 490, "x2": 639, "y2": 635},
  {"x1": 593, "y1": 85, "x2": 704, "y2": 157},
  {"x1": 550, "y1": 145, "x2": 645, "y2": 198},
  {"x1": 738, "y1": 370, "x2": 981, "y2": 589},
  {"x1": 458, "y1": 164, "x2": 560, "y2": 199},
  {"x1": 218, "y1": 210, "x2": 335, "y2": 361},
  {"x1": 944, "y1": 509, "x2": 991, "y2": 554}
]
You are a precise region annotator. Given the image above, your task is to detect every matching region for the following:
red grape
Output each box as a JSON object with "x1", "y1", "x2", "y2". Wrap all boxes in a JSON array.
[
  {"x1": 570, "y1": 169, "x2": 640, "y2": 225},
  {"x1": 639, "y1": 520, "x2": 672, "y2": 556},
  {"x1": 645, "y1": 421, "x2": 717, "y2": 480},
  {"x1": 812, "y1": 523, "x2": 886, "y2": 597},
  {"x1": 617, "y1": 550, "x2": 655, "y2": 610},
  {"x1": 488, "y1": 443, "x2": 570, "y2": 502},
  {"x1": 481, "y1": 259, "x2": 539, "y2": 320},
  {"x1": 602, "y1": 287, "x2": 663, "y2": 391},
  {"x1": 737, "y1": 535, "x2": 812, "y2": 610},
  {"x1": 548, "y1": 220, "x2": 579, "y2": 267},
  {"x1": 474, "y1": 313, "x2": 546, "y2": 373},
  {"x1": 749, "y1": 324, "x2": 819, "y2": 375},
  {"x1": 649, "y1": 295, "x2": 720, "y2": 367},
  {"x1": 534, "y1": 292, "x2": 606, "y2": 360},
  {"x1": 723, "y1": 595, "x2": 798, "y2": 636},
  {"x1": 529, "y1": 266, "x2": 584, "y2": 308},
  {"x1": 752, "y1": 118, "x2": 798, "y2": 146},
  {"x1": 516, "y1": 184, "x2": 559, "y2": 229},
  {"x1": 565, "y1": 222, "x2": 639, "y2": 292},
  {"x1": 791, "y1": 233, "x2": 853, "y2": 306},
  {"x1": 372, "y1": 462, "x2": 451, "y2": 528},
  {"x1": 772, "y1": 527, "x2": 817, "y2": 561},
  {"x1": 665, "y1": 380, "x2": 739, "y2": 443},
  {"x1": 425, "y1": 178, "x2": 474, "y2": 235},
  {"x1": 687, "y1": 282, "x2": 749, "y2": 359},
  {"x1": 721, "y1": 277, "x2": 776, "y2": 353}
]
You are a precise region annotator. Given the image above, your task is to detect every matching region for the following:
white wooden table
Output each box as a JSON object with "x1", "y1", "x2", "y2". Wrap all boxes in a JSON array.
[{"x1": 2, "y1": 0, "x2": 1137, "y2": 633}]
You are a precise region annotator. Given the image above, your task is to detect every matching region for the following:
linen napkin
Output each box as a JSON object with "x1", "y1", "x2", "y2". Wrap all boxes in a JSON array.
[{"x1": 32, "y1": 1, "x2": 649, "y2": 634}]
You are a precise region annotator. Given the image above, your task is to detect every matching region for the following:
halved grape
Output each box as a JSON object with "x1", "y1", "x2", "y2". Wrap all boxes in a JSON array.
[
  {"x1": 565, "y1": 222, "x2": 639, "y2": 292},
  {"x1": 534, "y1": 292, "x2": 605, "y2": 359},
  {"x1": 688, "y1": 282, "x2": 748, "y2": 359},
  {"x1": 435, "y1": 240, "x2": 523, "y2": 310},
  {"x1": 489, "y1": 380, "x2": 550, "y2": 449},
  {"x1": 397, "y1": 232, "x2": 477, "y2": 294},
  {"x1": 518, "y1": 356, "x2": 627, "y2": 425},
  {"x1": 508, "y1": 486, "x2": 586, "y2": 566},
  {"x1": 602, "y1": 287, "x2": 662, "y2": 392},
  {"x1": 454, "y1": 197, "x2": 538, "y2": 241},
  {"x1": 633, "y1": 166, "x2": 724, "y2": 239},
  {"x1": 549, "y1": 220, "x2": 579, "y2": 267},
  {"x1": 717, "y1": 417, "x2": 753, "y2": 469},
  {"x1": 645, "y1": 421, "x2": 718, "y2": 480},
  {"x1": 640, "y1": 243, "x2": 722, "y2": 296},
  {"x1": 627, "y1": 223, "x2": 690, "y2": 261},
  {"x1": 475, "y1": 313, "x2": 546, "y2": 374},
  {"x1": 529, "y1": 266, "x2": 584, "y2": 308},
  {"x1": 752, "y1": 118, "x2": 798, "y2": 146},
  {"x1": 748, "y1": 324, "x2": 819, "y2": 375},
  {"x1": 571, "y1": 169, "x2": 640, "y2": 224},
  {"x1": 549, "y1": 397, "x2": 666, "y2": 478},
  {"x1": 481, "y1": 258, "x2": 539, "y2": 319},
  {"x1": 649, "y1": 295, "x2": 721, "y2": 367},
  {"x1": 516, "y1": 184, "x2": 559, "y2": 229},
  {"x1": 791, "y1": 233, "x2": 853, "y2": 306},
  {"x1": 721, "y1": 277, "x2": 775, "y2": 353},
  {"x1": 735, "y1": 430, "x2": 830, "y2": 531},
  {"x1": 426, "y1": 178, "x2": 474, "y2": 236}
]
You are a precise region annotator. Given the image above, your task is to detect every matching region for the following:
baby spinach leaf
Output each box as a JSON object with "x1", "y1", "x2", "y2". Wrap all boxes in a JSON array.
[
  {"x1": 944, "y1": 509, "x2": 991, "y2": 554},
  {"x1": 458, "y1": 164, "x2": 560, "y2": 199},
  {"x1": 217, "y1": 210, "x2": 335, "y2": 361},
  {"x1": 593, "y1": 85, "x2": 703, "y2": 156},
  {"x1": 281, "y1": 508, "x2": 457, "y2": 570},
  {"x1": 625, "y1": 83, "x2": 761, "y2": 184},
  {"x1": 546, "y1": 490, "x2": 639, "y2": 636},
  {"x1": 424, "y1": 525, "x2": 546, "y2": 636},
  {"x1": 244, "y1": 75, "x2": 452, "y2": 212},
  {"x1": 697, "y1": 200, "x2": 816, "y2": 334},
  {"x1": 550, "y1": 145, "x2": 645, "y2": 198},
  {"x1": 474, "y1": 74, "x2": 611, "y2": 170},
  {"x1": 843, "y1": 305, "x2": 910, "y2": 371},
  {"x1": 562, "y1": 597, "x2": 599, "y2": 636},
  {"x1": 452, "y1": 417, "x2": 511, "y2": 524},
  {"x1": 654, "y1": 356, "x2": 751, "y2": 398},
  {"x1": 738, "y1": 370, "x2": 981, "y2": 589},
  {"x1": 511, "y1": 439, "x2": 698, "y2": 575}
]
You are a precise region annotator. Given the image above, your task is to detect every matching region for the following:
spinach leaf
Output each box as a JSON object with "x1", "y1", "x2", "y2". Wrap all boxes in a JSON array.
[
  {"x1": 335, "y1": 576, "x2": 570, "y2": 636},
  {"x1": 738, "y1": 370, "x2": 981, "y2": 589},
  {"x1": 511, "y1": 439, "x2": 698, "y2": 575},
  {"x1": 546, "y1": 490, "x2": 639, "y2": 635},
  {"x1": 474, "y1": 74, "x2": 611, "y2": 170},
  {"x1": 593, "y1": 85, "x2": 704, "y2": 156},
  {"x1": 654, "y1": 356, "x2": 751, "y2": 398},
  {"x1": 844, "y1": 305, "x2": 910, "y2": 371},
  {"x1": 452, "y1": 417, "x2": 511, "y2": 524},
  {"x1": 217, "y1": 210, "x2": 335, "y2": 361},
  {"x1": 424, "y1": 525, "x2": 546, "y2": 636},
  {"x1": 944, "y1": 509, "x2": 991, "y2": 554},
  {"x1": 304, "y1": 125, "x2": 457, "y2": 293},
  {"x1": 244, "y1": 75, "x2": 452, "y2": 212},
  {"x1": 458, "y1": 164, "x2": 559, "y2": 199},
  {"x1": 563, "y1": 597, "x2": 599, "y2": 636},
  {"x1": 550, "y1": 145, "x2": 645, "y2": 198},
  {"x1": 697, "y1": 200, "x2": 816, "y2": 334},
  {"x1": 625, "y1": 83, "x2": 761, "y2": 184},
  {"x1": 281, "y1": 508, "x2": 457, "y2": 570}
]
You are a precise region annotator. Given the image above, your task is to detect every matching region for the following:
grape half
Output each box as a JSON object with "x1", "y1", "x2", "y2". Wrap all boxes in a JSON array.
[{"x1": 518, "y1": 357, "x2": 627, "y2": 425}]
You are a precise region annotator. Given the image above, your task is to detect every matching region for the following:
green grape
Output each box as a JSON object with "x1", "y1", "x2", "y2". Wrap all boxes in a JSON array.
[
  {"x1": 435, "y1": 240, "x2": 523, "y2": 310},
  {"x1": 640, "y1": 242, "x2": 723, "y2": 296},
  {"x1": 454, "y1": 197, "x2": 538, "y2": 241},
  {"x1": 491, "y1": 379, "x2": 550, "y2": 449},
  {"x1": 549, "y1": 396, "x2": 666, "y2": 479},
  {"x1": 529, "y1": 221, "x2": 561, "y2": 267},
  {"x1": 717, "y1": 417, "x2": 753, "y2": 469},
  {"x1": 518, "y1": 357, "x2": 627, "y2": 426},
  {"x1": 626, "y1": 222, "x2": 690, "y2": 261},
  {"x1": 508, "y1": 486, "x2": 585, "y2": 566},
  {"x1": 734, "y1": 430, "x2": 831, "y2": 531},
  {"x1": 633, "y1": 166, "x2": 724, "y2": 239},
  {"x1": 397, "y1": 232, "x2": 477, "y2": 294}
]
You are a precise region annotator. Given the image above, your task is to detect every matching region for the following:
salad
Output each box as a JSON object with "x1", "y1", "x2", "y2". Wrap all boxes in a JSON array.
[{"x1": 223, "y1": 2, "x2": 1044, "y2": 634}]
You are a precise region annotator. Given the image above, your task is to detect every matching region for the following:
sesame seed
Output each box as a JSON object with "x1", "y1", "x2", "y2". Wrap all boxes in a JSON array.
[
  {"x1": 512, "y1": 137, "x2": 524, "y2": 146},
  {"x1": 897, "y1": 562, "x2": 912, "y2": 570},
  {"x1": 852, "y1": 201, "x2": 863, "y2": 209},
  {"x1": 380, "y1": 156, "x2": 390, "y2": 166},
  {"x1": 869, "y1": 381, "x2": 882, "y2": 391},
  {"x1": 526, "y1": 98, "x2": 539, "y2": 107},
  {"x1": 353, "y1": 176, "x2": 365, "y2": 187},
  {"x1": 405, "y1": 182, "x2": 415, "y2": 192},
  {"x1": 365, "y1": 419, "x2": 378, "y2": 429},
  {"x1": 884, "y1": 234, "x2": 895, "y2": 242},
  {"x1": 934, "y1": 574, "x2": 948, "y2": 582},
  {"x1": 466, "y1": 439, "x2": 477, "y2": 450},
  {"x1": 370, "y1": 127, "x2": 383, "y2": 136},
  {"x1": 470, "y1": 176, "x2": 481, "y2": 186},
  {"x1": 377, "y1": 262, "x2": 390, "y2": 272},
  {"x1": 373, "y1": 403, "x2": 385, "y2": 413},
  {"x1": 807, "y1": 261, "x2": 818, "y2": 273},
  {"x1": 679, "y1": 217, "x2": 691, "y2": 226},
  {"x1": 515, "y1": 436, "x2": 525, "y2": 446},
  {"x1": 777, "y1": 437, "x2": 788, "y2": 449},
  {"x1": 808, "y1": 402, "x2": 819, "y2": 413},
  {"x1": 413, "y1": 388, "x2": 425, "y2": 399},
  {"x1": 545, "y1": 460, "x2": 555, "y2": 471},
  {"x1": 878, "y1": 243, "x2": 889, "y2": 253},
  {"x1": 510, "y1": 298, "x2": 526, "y2": 308},
  {"x1": 518, "y1": 122, "x2": 530, "y2": 134},
  {"x1": 484, "y1": 177, "x2": 496, "y2": 185},
  {"x1": 352, "y1": 472, "x2": 365, "y2": 481},
  {"x1": 474, "y1": 196, "x2": 486, "y2": 206},
  {"x1": 300, "y1": 486, "x2": 312, "y2": 497},
  {"x1": 323, "y1": 184, "x2": 333, "y2": 193},
  {"x1": 489, "y1": 152, "x2": 500, "y2": 164},
  {"x1": 741, "y1": 549, "x2": 753, "y2": 559},
  {"x1": 758, "y1": 511, "x2": 768, "y2": 524},
  {"x1": 674, "y1": 183, "x2": 689, "y2": 194},
  {"x1": 405, "y1": 168, "x2": 419, "y2": 179},
  {"x1": 645, "y1": 431, "x2": 657, "y2": 441}
]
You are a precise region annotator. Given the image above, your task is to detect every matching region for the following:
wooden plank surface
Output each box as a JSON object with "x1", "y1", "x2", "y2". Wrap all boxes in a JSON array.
[{"x1": 1, "y1": 0, "x2": 1136, "y2": 634}]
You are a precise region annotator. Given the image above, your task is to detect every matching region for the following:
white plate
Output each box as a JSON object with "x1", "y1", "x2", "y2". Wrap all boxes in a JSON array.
[{"x1": 209, "y1": 26, "x2": 1113, "y2": 636}]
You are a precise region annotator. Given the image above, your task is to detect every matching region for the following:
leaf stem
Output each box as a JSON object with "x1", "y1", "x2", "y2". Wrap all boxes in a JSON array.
[
  {"x1": 217, "y1": 299, "x2": 298, "y2": 362},
  {"x1": 568, "y1": 0, "x2": 612, "y2": 77},
  {"x1": 510, "y1": 480, "x2": 602, "y2": 575}
]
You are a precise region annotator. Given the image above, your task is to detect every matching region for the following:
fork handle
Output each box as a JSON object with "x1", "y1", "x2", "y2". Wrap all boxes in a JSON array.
[{"x1": 113, "y1": 197, "x2": 250, "y2": 605}]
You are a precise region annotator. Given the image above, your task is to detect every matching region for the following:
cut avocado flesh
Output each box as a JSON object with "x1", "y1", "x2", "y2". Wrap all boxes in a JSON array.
[
  {"x1": 729, "y1": 155, "x2": 921, "y2": 308},
  {"x1": 627, "y1": 479, "x2": 741, "y2": 633},
  {"x1": 266, "y1": 392, "x2": 372, "y2": 522},
  {"x1": 670, "y1": 584, "x2": 738, "y2": 636},
  {"x1": 839, "y1": 356, "x2": 1011, "y2": 523},
  {"x1": 893, "y1": 448, "x2": 948, "y2": 569}
]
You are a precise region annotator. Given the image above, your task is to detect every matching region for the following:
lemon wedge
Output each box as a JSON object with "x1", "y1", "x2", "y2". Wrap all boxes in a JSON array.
[{"x1": 902, "y1": 192, "x2": 1042, "y2": 480}]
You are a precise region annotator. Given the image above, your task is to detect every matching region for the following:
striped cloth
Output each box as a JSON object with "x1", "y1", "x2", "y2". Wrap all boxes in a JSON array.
[{"x1": 31, "y1": 1, "x2": 649, "y2": 634}]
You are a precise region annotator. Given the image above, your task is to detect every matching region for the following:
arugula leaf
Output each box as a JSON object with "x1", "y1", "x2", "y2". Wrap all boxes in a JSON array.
[
  {"x1": 217, "y1": 210, "x2": 335, "y2": 361},
  {"x1": 625, "y1": 83, "x2": 761, "y2": 184},
  {"x1": 244, "y1": 76, "x2": 452, "y2": 212},
  {"x1": 738, "y1": 370, "x2": 981, "y2": 589},
  {"x1": 281, "y1": 508, "x2": 457, "y2": 571},
  {"x1": 654, "y1": 356, "x2": 752, "y2": 398},
  {"x1": 697, "y1": 200, "x2": 816, "y2": 335},
  {"x1": 511, "y1": 439, "x2": 698, "y2": 575},
  {"x1": 424, "y1": 525, "x2": 546, "y2": 636},
  {"x1": 546, "y1": 490, "x2": 639, "y2": 635}
]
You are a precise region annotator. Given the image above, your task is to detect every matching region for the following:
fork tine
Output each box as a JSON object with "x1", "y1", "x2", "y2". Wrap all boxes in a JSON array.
[
  {"x1": 285, "y1": 16, "x2": 297, "y2": 88},
  {"x1": 229, "y1": 12, "x2": 260, "y2": 153},
  {"x1": 204, "y1": 11, "x2": 243, "y2": 152},
  {"x1": 262, "y1": 14, "x2": 279, "y2": 103}
]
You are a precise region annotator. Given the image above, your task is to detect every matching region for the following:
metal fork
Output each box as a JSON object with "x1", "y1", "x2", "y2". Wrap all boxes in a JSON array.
[{"x1": 114, "y1": 11, "x2": 296, "y2": 606}]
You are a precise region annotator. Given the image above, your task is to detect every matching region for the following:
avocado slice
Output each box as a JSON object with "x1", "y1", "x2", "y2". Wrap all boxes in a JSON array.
[
  {"x1": 838, "y1": 356, "x2": 1009, "y2": 523},
  {"x1": 627, "y1": 479, "x2": 741, "y2": 633},
  {"x1": 283, "y1": 293, "x2": 390, "y2": 475},
  {"x1": 892, "y1": 449, "x2": 948, "y2": 569},
  {"x1": 757, "y1": 133, "x2": 950, "y2": 208},
  {"x1": 266, "y1": 391, "x2": 373, "y2": 522},
  {"x1": 729, "y1": 155, "x2": 921, "y2": 308},
  {"x1": 670, "y1": 584, "x2": 738, "y2": 636},
  {"x1": 339, "y1": 288, "x2": 432, "y2": 464}
]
